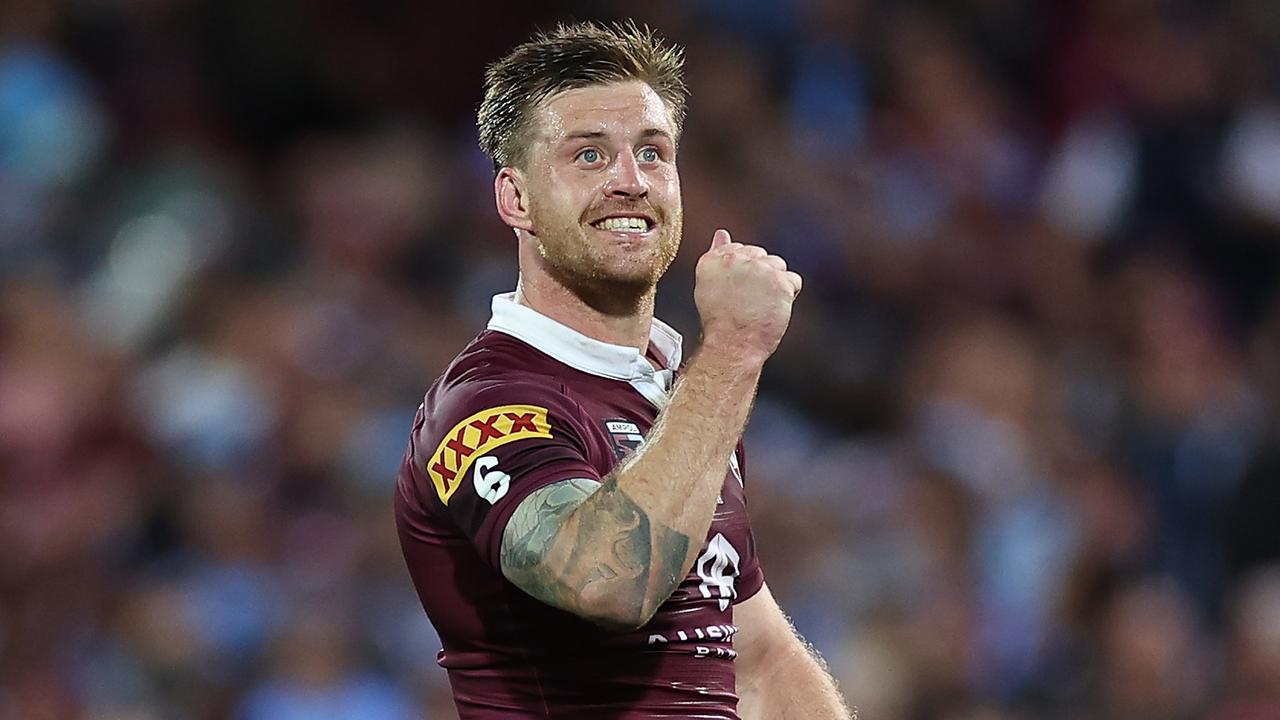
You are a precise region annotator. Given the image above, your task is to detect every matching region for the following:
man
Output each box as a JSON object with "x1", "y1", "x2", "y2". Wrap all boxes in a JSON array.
[{"x1": 395, "y1": 21, "x2": 852, "y2": 719}]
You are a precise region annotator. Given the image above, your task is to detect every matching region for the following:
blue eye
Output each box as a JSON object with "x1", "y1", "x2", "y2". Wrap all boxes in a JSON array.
[
  {"x1": 579, "y1": 148, "x2": 602, "y2": 164},
  {"x1": 639, "y1": 147, "x2": 659, "y2": 163}
]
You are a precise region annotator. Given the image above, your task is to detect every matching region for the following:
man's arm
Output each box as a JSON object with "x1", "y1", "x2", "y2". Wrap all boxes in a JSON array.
[
  {"x1": 499, "y1": 349, "x2": 762, "y2": 629},
  {"x1": 499, "y1": 231, "x2": 802, "y2": 630},
  {"x1": 735, "y1": 583, "x2": 854, "y2": 719}
]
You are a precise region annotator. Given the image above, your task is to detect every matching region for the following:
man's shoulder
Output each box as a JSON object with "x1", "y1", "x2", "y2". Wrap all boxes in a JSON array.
[
  {"x1": 418, "y1": 330, "x2": 587, "y2": 452},
  {"x1": 427, "y1": 329, "x2": 568, "y2": 410},
  {"x1": 410, "y1": 330, "x2": 600, "y2": 510}
]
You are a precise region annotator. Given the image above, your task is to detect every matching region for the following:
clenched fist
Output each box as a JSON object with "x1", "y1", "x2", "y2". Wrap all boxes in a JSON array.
[{"x1": 694, "y1": 229, "x2": 803, "y2": 364}]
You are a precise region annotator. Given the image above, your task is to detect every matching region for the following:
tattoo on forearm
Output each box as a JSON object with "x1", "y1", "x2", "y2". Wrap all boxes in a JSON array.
[{"x1": 500, "y1": 477, "x2": 691, "y2": 627}]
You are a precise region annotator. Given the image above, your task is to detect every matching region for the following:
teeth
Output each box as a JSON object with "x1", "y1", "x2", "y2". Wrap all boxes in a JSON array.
[{"x1": 597, "y1": 217, "x2": 650, "y2": 232}]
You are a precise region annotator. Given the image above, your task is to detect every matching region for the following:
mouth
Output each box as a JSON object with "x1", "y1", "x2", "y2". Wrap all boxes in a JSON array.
[{"x1": 588, "y1": 214, "x2": 657, "y2": 236}]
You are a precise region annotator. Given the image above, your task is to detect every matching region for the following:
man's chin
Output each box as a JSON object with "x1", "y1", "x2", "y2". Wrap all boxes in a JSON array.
[
  {"x1": 550, "y1": 265, "x2": 661, "y2": 316},
  {"x1": 535, "y1": 229, "x2": 678, "y2": 313}
]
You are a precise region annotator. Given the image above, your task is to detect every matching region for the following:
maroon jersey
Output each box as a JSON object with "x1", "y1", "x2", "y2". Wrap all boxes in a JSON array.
[{"x1": 395, "y1": 293, "x2": 764, "y2": 719}]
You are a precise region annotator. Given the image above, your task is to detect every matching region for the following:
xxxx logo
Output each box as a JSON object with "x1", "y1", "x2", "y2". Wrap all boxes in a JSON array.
[{"x1": 426, "y1": 405, "x2": 551, "y2": 504}]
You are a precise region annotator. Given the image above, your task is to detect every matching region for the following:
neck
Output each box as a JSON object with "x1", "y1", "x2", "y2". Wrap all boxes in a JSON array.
[{"x1": 514, "y1": 266, "x2": 656, "y2": 356}]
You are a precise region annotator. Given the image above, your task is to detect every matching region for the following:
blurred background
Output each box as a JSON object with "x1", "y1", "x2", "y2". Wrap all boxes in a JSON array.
[{"x1": 3, "y1": 0, "x2": 1280, "y2": 718}]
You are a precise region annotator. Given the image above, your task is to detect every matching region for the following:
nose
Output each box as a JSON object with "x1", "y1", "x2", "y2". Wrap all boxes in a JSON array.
[{"x1": 603, "y1": 152, "x2": 649, "y2": 199}]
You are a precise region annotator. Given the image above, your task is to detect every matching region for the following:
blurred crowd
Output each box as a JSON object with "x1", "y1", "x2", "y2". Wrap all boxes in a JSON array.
[{"x1": 3, "y1": 0, "x2": 1280, "y2": 718}]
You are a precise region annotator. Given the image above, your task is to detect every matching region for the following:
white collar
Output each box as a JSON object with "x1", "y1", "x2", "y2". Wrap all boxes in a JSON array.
[{"x1": 486, "y1": 292, "x2": 683, "y2": 388}]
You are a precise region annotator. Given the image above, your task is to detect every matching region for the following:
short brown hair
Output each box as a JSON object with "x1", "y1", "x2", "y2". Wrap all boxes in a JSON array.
[{"x1": 477, "y1": 21, "x2": 688, "y2": 171}]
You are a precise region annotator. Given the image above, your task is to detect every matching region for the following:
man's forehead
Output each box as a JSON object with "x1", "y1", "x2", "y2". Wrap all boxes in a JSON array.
[{"x1": 534, "y1": 81, "x2": 676, "y2": 141}]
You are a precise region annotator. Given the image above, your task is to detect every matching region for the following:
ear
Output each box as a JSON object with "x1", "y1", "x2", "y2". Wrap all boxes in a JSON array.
[{"x1": 495, "y1": 167, "x2": 535, "y2": 234}]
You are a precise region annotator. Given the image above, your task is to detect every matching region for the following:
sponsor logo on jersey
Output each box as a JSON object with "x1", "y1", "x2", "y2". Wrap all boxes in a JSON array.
[
  {"x1": 647, "y1": 623, "x2": 740, "y2": 658},
  {"x1": 604, "y1": 418, "x2": 646, "y2": 461},
  {"x1": 427, "y1": 405, "x2": 551, "y2": 504}
]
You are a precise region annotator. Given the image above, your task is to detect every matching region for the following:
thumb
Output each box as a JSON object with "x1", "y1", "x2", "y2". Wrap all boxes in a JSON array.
[{"x1": 711, "y1": 228, "x2": 731, "y2": 249}]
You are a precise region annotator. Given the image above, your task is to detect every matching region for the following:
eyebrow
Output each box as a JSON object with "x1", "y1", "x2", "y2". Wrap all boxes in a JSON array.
[
  {"x1": 561, "y1": 128, "x2": 674, "y2": 143},
  {"x1": 563, "y1": 130, "x2": 608, "y2": 142}
]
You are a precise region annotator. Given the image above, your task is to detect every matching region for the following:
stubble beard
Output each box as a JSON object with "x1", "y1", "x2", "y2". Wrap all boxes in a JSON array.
[{"x1": 530, "y1": 206, "x2": 682, "y2": 316}]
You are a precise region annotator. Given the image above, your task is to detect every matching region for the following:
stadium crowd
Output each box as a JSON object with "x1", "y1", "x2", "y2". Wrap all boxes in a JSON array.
[{"x1": 2, "y1": 0, "x2": 1280, "y2": 718}]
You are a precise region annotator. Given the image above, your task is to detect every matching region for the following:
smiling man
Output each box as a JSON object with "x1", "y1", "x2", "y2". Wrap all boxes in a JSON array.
[{"x1": 394, "y1": 21, "x2": 852, "y2": 719}]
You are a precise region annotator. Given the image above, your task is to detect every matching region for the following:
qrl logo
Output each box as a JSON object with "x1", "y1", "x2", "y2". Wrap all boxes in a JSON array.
[{"x1": 696, "y1": 533, "x2": 740, "y2": 611}]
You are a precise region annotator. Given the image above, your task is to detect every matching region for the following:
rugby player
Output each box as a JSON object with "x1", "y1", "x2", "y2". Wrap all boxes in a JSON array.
[{"x1": 395, "y1": 21, "x2": 853, "y2": 719}]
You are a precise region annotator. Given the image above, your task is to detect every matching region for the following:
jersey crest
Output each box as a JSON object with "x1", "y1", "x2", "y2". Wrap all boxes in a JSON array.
[{"x1": 604, "y1": 418, "x2": 646, "y2": 460}]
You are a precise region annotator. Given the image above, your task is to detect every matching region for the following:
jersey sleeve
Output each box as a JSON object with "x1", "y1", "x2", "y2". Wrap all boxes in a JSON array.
[{"x1": 413, "y1": 378, "x2": 603, "y2": 572}]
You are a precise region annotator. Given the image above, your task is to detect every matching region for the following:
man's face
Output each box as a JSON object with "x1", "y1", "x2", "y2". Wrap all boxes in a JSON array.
[{"x1": 519, "y1": 81, "x2": 683, "y2": 299}]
